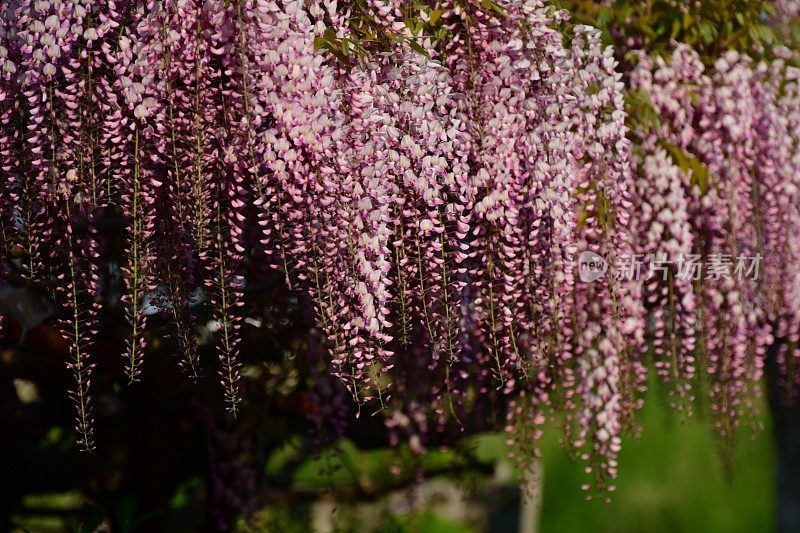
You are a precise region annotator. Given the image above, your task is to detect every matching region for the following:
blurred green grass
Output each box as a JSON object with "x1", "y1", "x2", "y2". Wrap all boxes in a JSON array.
[
  {"x1": 468, "y1": 390, "x2": 774, "y2": 532},
  {"x1": 529, "y1": 393, "x2": 773, "y2": 533},
  {"x1": 267, "y1": 387, "x2": 774, "y2": 533}
]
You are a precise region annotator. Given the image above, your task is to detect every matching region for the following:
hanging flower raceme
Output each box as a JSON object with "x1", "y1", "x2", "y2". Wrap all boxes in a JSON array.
[
  {"x1": 143, "y1": 0, "x2": 209, "y2": 378},
  {"x1": 388, "y1": 2, "x2": 646, "y2": 494},
  {"x1": 6, "y1": 0, "x2": 800, "y2": 497},
  {"x1": 754, "y1": 56, "x2": 800, "y2": 387},
  {"x1": 633, "y1": 149, "x2": 697, "y2": 413},
  {"x1": 0, "y1": 0, "x2": 642, "y2": 478},
  {"x1": 113, "y1": 5, "x2": 164, "y2": 383},
  {"x1": 3, "y1": 0, "x2": 129, "y2": 449},
  {"x1": 556, "y1": 24, "x2": 646, "y2": 496},
  {"x1": 0, "y1": 3, "x2": 21, "y2": 271},
  {"x1": 629, "y1": 43, "x2": 800, "y2": 449}
]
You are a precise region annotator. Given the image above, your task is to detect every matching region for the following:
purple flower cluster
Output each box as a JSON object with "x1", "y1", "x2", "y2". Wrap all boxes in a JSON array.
[
  {"x1": 631, "y1": 44, "x2": 800, "y2": 442},
  {"x1": 2, "y1": 0, "x2": 799, "y2": 496}
]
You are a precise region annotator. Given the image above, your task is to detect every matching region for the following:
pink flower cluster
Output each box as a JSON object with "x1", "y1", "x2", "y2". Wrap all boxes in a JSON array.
[
  {"x1": 631, "y1": 45, "x2": 800, "y2": 441},
  {"x1": 2, "y1": 0, "x2": 799, "y2": 496}
]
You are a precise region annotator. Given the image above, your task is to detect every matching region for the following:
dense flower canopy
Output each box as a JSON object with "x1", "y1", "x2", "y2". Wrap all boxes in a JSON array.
[{"x1": 1, "y1": 0, "x2": 799, "y2": 497}]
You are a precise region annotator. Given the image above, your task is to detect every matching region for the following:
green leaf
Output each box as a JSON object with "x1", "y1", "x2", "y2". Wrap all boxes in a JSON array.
[
  {"x1": 312, "y1": 35, "x2": 327, "y2": 52},
  {"x1": 670, "y1": 19, "x2": 681, "y2": 39},
  {"x1": 481, "y1": 0, "x2": 506, "y2": 16},
  {"x1": 697, "y1": 20, "x2": 718, "y2": 44},
  {"x1": 408, "y1": 39, "x2": 429, "y2": 58},
  {"x1": 625, "y1": 89, "x2": 662, "y2": 131},
  {"x1": 405, "y1": 18, "x2": 421, "y2": 36},
  {"x1": 596, "y1": 7, "x2": 613, "y2": 28},
  {"x1": 323, "y1": 27, "x2": 338, "y2": 43},
  {"x1": 659, "y1": 141, "x2": 710, "y2": 195},
  {"x1": 576, "y1": 208, "x2": 589, "y2": 233},
  {"x1": 748, "y1": 24, "x2": 775, "y2": 45},
  {"x1": 637, "y1": 21, "x2": 657, "y2": 38}
]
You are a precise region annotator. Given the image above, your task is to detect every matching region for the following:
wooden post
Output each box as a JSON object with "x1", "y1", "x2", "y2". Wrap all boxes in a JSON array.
[{"x1": 519, "y1": 461, "x2": 544, "y2": 533}]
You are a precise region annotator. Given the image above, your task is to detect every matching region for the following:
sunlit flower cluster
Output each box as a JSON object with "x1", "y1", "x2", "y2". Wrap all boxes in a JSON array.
[
  {"x1": 630, "y1": 44, "x2": 800, "y2": 441},
  {"x1": 2, "y1": 0, "x2": 799, "y2": 497}
]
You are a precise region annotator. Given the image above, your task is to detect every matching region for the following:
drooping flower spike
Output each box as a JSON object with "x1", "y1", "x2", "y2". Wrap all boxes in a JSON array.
[{"x1": 1, "y1": 1, "x2": 799, "y2": 496}]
